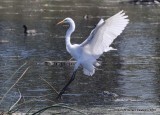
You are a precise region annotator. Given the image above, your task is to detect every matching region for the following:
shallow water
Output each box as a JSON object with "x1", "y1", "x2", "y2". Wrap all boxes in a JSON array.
[{"x1": 0, "y1": 0, "x2": 160, "y2": 113}]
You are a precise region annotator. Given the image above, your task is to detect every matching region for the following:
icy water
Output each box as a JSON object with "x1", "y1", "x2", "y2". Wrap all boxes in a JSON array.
[{"x1": 0, "y1": 0, "x2": 160, "y2": 114}]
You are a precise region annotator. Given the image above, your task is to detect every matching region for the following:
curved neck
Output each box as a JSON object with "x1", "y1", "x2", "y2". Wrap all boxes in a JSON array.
[
  {"x1": 23, "y1": 26, "x2": 27, "y2": 34},
  {"x1": 65, "y1": 20, "x2": 75, "y2": 46}
]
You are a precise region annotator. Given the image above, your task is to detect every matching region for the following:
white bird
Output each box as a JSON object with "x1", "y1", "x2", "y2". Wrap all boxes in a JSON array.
[
  {"x1": 56, "y1": 10, "x2": 129, "y2": 98},
  {"x1": 23, "y1": 25, "x2": 36, "y2": 35}
]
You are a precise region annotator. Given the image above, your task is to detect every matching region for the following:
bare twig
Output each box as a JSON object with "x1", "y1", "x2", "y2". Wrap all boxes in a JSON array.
[
  {"x1": 40, "y1": 76, "x2": 59, "y2": 94},
  {"x1": 8, "y1": 89, "x2": 22, "y2": 112},
  {"x1": 0, "y1": 67, "x2": 30, "y2": 104},
  {"x1": 69, "y1": 57, "x2": 74, "y2": 61},
  {"x1": 4, "y1": 62, "x2": 27, "y2": 84},
  {"x1": 32, "y1": 103, "x2": 88, "y2": 115},
  {"x1": 10, "y1": 99, "x2": 37, "y2": 112},
  {"x1": 26, "y1": 104, "x2": 36, "y2": 115},
  {"x1": 9, "y1": 93, "x2": 56, "y2": 112}
]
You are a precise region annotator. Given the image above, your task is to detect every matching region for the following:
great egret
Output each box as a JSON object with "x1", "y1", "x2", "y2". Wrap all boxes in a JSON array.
[
  {"x1": 56, "y1": 10, "x2": 129, "y2": 98},
  {"x1": 23, "y1": 25, "x2": 36, "y2": 35}
]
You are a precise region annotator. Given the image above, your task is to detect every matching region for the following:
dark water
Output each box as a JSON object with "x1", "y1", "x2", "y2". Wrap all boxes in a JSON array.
[{"x1": 0, "y1": 0, "x2": 160, "y2": 113}]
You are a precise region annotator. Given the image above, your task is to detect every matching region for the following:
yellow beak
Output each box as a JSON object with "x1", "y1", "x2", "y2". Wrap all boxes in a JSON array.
[{"x1": 56, "y1": 20, "x2": 65, "y2": 25}]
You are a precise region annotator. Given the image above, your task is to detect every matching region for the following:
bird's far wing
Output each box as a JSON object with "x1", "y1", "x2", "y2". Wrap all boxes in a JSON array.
[
  {"x1": 83, "y1": 10, "x2": 129, "y2": 59},
  {"x1": 96, "y1": 18, "x2": 105, "y2": 26},
  {"x1": 80, "y1": 18, "x2": 104, "y2": 47}
]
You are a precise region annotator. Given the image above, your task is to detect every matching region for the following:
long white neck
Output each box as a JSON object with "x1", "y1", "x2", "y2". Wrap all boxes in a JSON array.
[{"x1": 65, "y1": 20, "x2": 75, "y2": 46}]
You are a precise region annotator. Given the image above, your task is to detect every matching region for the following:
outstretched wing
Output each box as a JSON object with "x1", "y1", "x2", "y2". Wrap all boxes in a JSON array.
[
  {"x1": 81, "y1": 10, "x2": 129, "y2": 59},
  {"x1": 80, "y1": 18, "x2": 104, "y2": 46}
]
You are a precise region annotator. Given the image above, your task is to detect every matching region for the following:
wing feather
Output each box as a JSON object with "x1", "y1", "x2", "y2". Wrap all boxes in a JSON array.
[
  {"x1": 82, "y1": 10, "x2": 129, "y2": 59},
  {"x1": 80, "y1": 18, "x2": 104, "y2": 47}
]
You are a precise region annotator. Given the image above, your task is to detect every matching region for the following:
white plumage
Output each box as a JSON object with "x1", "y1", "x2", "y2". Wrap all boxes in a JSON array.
[
  {"x1": 57, "y1": 10, "x2": 129, "y2": 76},
  {"x1": 56, "y1": 10, "x2": 129, "y2": 98}
]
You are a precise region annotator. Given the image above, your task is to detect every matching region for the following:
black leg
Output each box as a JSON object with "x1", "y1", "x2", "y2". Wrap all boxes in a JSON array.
[{"x1": 56, "y1": 70, "x2": 77, "y2": 99}]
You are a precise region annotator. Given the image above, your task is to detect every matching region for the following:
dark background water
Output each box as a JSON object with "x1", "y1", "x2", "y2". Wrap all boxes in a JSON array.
[{"x1": 0, "y1": 0, "x2": 160, "y2": 112}]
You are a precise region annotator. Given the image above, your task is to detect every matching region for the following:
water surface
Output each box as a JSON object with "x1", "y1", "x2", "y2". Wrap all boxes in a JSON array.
[{"x1": 0, "y1": 0, "x2": 160, "y2": 113}]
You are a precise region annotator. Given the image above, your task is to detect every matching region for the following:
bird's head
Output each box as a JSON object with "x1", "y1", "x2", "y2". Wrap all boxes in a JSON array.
[
  {"x1": 23, "y1": 25, "x2": 27, "y2": 29},
  {"x1": 57, "y1": 18, "x2": 74, "y2": 25}
]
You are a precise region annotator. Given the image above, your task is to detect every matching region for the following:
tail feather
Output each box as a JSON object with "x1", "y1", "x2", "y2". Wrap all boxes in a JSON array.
[
  {"x1": 94, "y1": 61, "x2": 101, "y2": 67},
  {"x1": 83, "y1": 68, "x2": 95, "y2": 76},
  {"x1": 81, "y1": 57, "x2": 97, "y2": 76}
]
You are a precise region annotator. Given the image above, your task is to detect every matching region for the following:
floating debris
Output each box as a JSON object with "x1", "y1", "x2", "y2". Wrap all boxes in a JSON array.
[
  {"x1": 102, "y1": 91, "x2": 119, "y2": 99},
  {"x1": 0, "y1": 40, "x2": 9, "y2": 43},
  {"x1": 151, "y1": 57, "x2": 160, "y2": 59},
  {"x1": 45, "y1": 61, "x2": 76, "y2": 66},
  {"x1": 115, "y1": 96, "x2": 142, "y2": 102}
]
